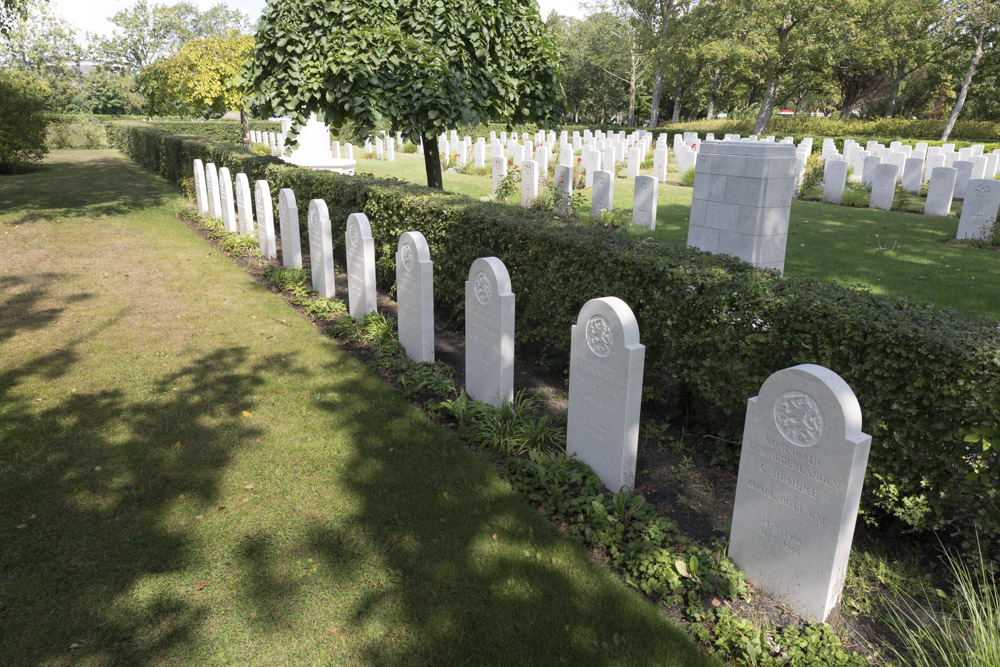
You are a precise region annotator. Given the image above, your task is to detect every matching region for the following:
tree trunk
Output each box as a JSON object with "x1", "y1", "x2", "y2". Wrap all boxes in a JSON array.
[
  {"x1": 671, "y1": 87, "x2": 682, "y2": 124},
  {"x1": 705, "y1": 67, "x2": 721, "y2": 120},
  {"x1": 421, "y1": 131, "x2": 443, "y2": 190},
  {"x1": 839, "y1": 103, "x2": 854, "y2": 120},
  {"x1": 884, "y1": 60, "x2": 906, "y2": 118},
  {"x1": 753, "y1": 72, "x2": 781, "y2": 135},
  {"x1": 649, "y1": 57, "x2": 664, "y2": 127},
  {"x1": 239, "y1": 106, "x2": 249, "y2": 144},
  {"x1": 941, "y1": 29, "x2": 985, "y2": 141},
  {"x1": 628, "y1": 65, "x2": 637, "y2": 126}
]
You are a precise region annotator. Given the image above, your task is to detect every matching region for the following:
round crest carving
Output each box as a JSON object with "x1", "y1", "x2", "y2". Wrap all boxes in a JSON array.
[
  {"x1": 401, "y1": 242, "x2": 414, "y2": 271},
  {"x1": 348, "y1": 222, "x2": 360, "y2": 248},
  {"x1": 474, "y1": 271, "x2": 491, "y2": 305},
  {"x1": 773, "y1": 390, "x2": 825, "y2": 446},
  {"x1": 585, "y1": 315, "x2": 613, "y2": 357}
]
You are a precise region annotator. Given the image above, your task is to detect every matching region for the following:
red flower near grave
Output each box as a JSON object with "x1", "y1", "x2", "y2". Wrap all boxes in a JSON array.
[{"x1": 577, "y1": 157, "x2": 582, "y2": 162}]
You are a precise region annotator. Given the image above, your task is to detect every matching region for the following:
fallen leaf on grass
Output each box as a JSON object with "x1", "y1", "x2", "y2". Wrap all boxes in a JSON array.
[
  {"x1": 16, "y1": 524, "x2": 26, "y2": 529},
  {"x1": 244, "y1": 483, "x2": 255, "y2": 490},
  {"x1": 69, "y1": 642, "x2": 82, "y2": 649},
  {"x1": 195, "y1": 514, "x2": 204, "y2": 520},
  {"x1": 29, "y1": 514, "x2": 36, "y2": 520},
  {"x1": 328, "y1": 627, "x2": 339, "y2": 634},
  {"x1": 194, "y1": 582, "x2": 208, "y2": 591},
  {"x1": 711, "y1": 598, "x2": 722, "y2": 607},
  {"x1": 492, "y1": 533, "x2": 498, "y2": 541},
  {"x1": 241, "y1": 411, "x2": 252, "y2": 418}
]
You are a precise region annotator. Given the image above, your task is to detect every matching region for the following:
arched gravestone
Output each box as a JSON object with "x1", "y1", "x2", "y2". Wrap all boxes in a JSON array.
[
  {"x1": 554, "y1": 165, "x2": 573, "y2": 217},
  {"x1": 592, "y1": 170, "x2": 613, "y2": 218},
  {"x1": 521, "y1": 159, "x2": 538, "y2": 208},
  {"x1": 235, "y1": 173, "x2": 254, "y2": 236},
  {"x1": 632, "y1": 175, "x2": 657, "y2": 229},
  {"x1": 307, "y1": 200, "x2": 335, "y2": 298},
  {"x1": 253, "y1": 180, "x2": 277, "y2": 260},
  {"x1": 193, "y1": 159, "x2": 209, "y2": 214},
  {"x1": 277, "y1": 189, "x2": 302, "y2": 268},
  {"x1": 205, "y1": 163, "x2": 222, "y2": 218},
  {"x1": 729, "y1": 364, "x2": 871, "y2": 622},
  {"x1": 567, "y1": 297, "x2": 645, "y2": 492},
  {"x1": 396, "y1": 231, "x2": 434, "y2": 363},
  {"x1": 924, "y1": 167, "x2": 957, "y2": 217},
  {"x1": 345, "y1": 213, "x2": 377, "y2": 318},
  {"x1": 491, "y1": 156, "x2": 507, "y2": 199},
  {"x1": 956, "y1": 179, "x2": 1000, "y2": 241},
  {"x1": 822, "y1": 160, "x2": 848, "y2": 205},
  {"x1": 465, "y1": 257, "x2": 514, "y2": 407},
  {"x1": 218, "y1": 167, "x2": 238, "y2": 233}
]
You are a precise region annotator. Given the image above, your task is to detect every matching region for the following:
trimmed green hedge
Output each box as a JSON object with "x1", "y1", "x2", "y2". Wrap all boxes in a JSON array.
[{"x1": 107, "y1": 122, "x2": 1000, "y2": 562}]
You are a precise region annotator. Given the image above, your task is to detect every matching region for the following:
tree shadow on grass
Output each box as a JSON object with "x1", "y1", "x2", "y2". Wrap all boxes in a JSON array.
[
  {"x1": 0, "y1": 323, "x2": 283, "y2": 662},
  {"x1": 291, "y1": 365, "x2": 717, "y2": 666},
  {"x1": 0, "y1": 152, "x2": 178, "y2": 226}
]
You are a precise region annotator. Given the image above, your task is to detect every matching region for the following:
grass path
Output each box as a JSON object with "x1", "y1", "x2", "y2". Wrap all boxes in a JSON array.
[
  {"x1": 356, "y1": 151, "x2": 1000, "y2": 320},
  {"x1": 0, "y1": 151, "x2": 717, "y2": 666}
]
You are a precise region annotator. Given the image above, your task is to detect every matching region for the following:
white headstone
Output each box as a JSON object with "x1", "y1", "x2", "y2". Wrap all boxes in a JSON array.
[
  {"x1": 253, "y1": 180, "x2": 277, "y2": 260},
  {"x1": 956, "y1": 179, "x2": 1000, "y2": 241},
  {"x1": 474, "y1": 141, "x2": 485, "y2": 168},
  {"x1": 822, "y1": 160, "x2": 848, "y2": 205},
  {"x1": 653, "y1": 148, "x2": 668, "y2": 183},
  {"x1": 331, "y1": 141, "x2": 341, "y2": 159},
  {"x1": 396, "y1": 231, "x2": 434, "y2": 363},
  {"x1": 627, "y1": 147, "x2": 640, "y2": 179},
  {"x1": 924, "y1": 154, "x2": 945, "y2": 184},
  {"x1": 901, "y1": 158, "x2": 925, "y2": 193},
  {"x1": 307, "y1": 199, "x2": 335, "y2": 298},
  {"x1": 584, "y1": 148, "x2": 601, "y2": 187},
  {"x1": 235, "y1": 173, "x2": 254, "y2": 236},
  {"x1": 345, "y1": 212, "x2": 377, "y2": 318},
  {"x1": 492, "y1": 156, "x2": 508, "y2": 199},
  {"x1": 205, "y1": 163, "x2": 222, "y2": 219},
  {"x1": 567, "y1": 297, "x2": 645, "y2": 492},
  {"x1": 386, "y1": 139, "x2": 395, "y2": 162},
  {"x1": 953, "y1": 160, "x2": 974, "y2": 199},
  {"x1": 592, "y1": 170, "x2": 613, "y2": 218},
  {"x1": 192, "y1": 159, "x2": 209, "y2": 215},
  {"x1": 861, "y1": 155, "x2": 882, "y2": 187},
  {"x1": 729, "y1": 364, "x2": 871, "y2": 623},
  {"x1": 632, "y1": 175, "x2": 657, "y2": 229},
  {"x1": 554, "y1": 164, "x2": 573, "y2": 216},
  {"x1": 278, "y1": 189, "x2": 302, "y2": 268},
  {"x1": 465, "y1": 257, "x2": 514, "y2": 407},
  {"x1": 869, "y1": 164, "x2": 898, "y2": 211},
  {"x1": 924, "y1": 167, "x2": 957, "y2": 217},
  {"x1": 521, "y1": 159, "x2": 539, "y2": 208},
  {"x1": 218, "y1": 167, "x2": 238, "y2": 233}
]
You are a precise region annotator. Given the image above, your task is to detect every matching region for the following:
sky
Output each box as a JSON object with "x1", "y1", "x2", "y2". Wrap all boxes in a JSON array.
[{"x1": 50, "y1": 0, "x2": 587, "y2": 39}]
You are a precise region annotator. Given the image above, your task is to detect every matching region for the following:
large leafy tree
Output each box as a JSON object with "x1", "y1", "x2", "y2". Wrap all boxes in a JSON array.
[
  {"x1": 139, "y1": 32, "x2": 254, "y2": 137},
  {"x1": 249, "y1": 0, "x2": 564, "y2": 189},
  {"x1": 940, "y1": 0, "x2": 1000, "y2": 140}
]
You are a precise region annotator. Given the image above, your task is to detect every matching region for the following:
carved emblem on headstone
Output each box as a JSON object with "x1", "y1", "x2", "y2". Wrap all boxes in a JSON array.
[
  {"x1": 401, "y1": 242, "x2": 414, "y2": 271},
  {"x1": 585, "y1": 315, "x2": 613, "y2": 357},
  {"x1": 773, "y1": 390, "x2": 824, "y2": 446},
  {"x1": 975, "y1": 182, "x2": 991, "y2": 198},
  {"x1": 349, "y1": 222, "x2": 360, "y2": 248},
  {"x1": 474, "y1": 271, "x2": 492, "y2": 305}
]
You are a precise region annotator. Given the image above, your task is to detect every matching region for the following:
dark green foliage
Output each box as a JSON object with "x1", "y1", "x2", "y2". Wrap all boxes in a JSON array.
[
  {"x1": 108, "y1": 122, "x2": 1000, "y2": 565},
  {"x1": 0, "y1": 70, "x2": 50, "y2": 172}
]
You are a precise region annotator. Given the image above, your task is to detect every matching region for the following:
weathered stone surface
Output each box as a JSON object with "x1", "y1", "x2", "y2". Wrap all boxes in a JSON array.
[
  {"x1": 567, "y1": 297, "x2": 645, "y2": 492},
  {"x1": 729, "y1": 364, "x2": 871, "y2": 622}
]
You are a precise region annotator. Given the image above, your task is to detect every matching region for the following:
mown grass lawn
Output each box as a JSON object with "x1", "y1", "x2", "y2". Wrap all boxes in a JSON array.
[
  {"x1": 0, "y1": 150, "x2": 717, "y2": 666},
  {"x1": 356, "y1": 151, "x2": 1000, "y2": 321}
]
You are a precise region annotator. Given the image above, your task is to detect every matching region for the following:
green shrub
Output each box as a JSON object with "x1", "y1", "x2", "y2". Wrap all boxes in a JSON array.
[
  {"x1": 402, "y1": 143, "x2": 418, "y2": 154},
  {"x1": 46, "y1": 117, "x2": 108, "y2": 149},
  {"x1": 107, "y1": 122, "x2": 1000, "y2": 564},
  {"x1": 0, "y1": 71, "x2": 51, "y2": 173},
  {"x1": 681, "y1": 167, "x2": 696, "y2": 186}
]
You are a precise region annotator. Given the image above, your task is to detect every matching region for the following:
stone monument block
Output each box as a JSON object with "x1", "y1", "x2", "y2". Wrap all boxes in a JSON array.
[
  {"x1": 193, "y1": 159, "x2": 209, "y2": 215},
  {"x1": 554, "y1": 164, "x2": 573, "y2": 217},
  {"x1": 218, "y1": 167, "x2": 238, "y2": 233},
  {"x1": 235, "y1": 173, "x2": 254, "y2": 236},
  {"x1": 953, "y1": 160, "x2": 974, "y2": 199},
  {"x1": 729, "y1": 364, "x2": 871, "y2": 622},
  {"x1": 205, "y1": 163, "x2": 222, "y2": 219},
  {"x1": 822, "y1": 160, "x2": 848, "y2": 205},
  {"x1": 924, "y1": 167, "x2": 957, "y2": 217},
  {"x1": 492, "y1": 156, "x2": 508, "y2": 199},
  {"x1": 592, "y1": 170, "x2": 614, "y2": 218},
  {"x1": 567, "y1": 297, "x2": 645, "y2": 492}
]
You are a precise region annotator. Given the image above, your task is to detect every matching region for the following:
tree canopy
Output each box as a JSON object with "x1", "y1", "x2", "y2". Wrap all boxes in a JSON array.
[{"x1": 249, "y1": 0, "x2": 564, "y2": 188}]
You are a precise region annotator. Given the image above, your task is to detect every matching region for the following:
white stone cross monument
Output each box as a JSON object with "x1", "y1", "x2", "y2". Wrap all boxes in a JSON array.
[
  {"x1": 345, "y1": 212, "x2": 377, "y2": 318},
  {"x1": 465, "y1": 257, "x2": 514, "y2": 407},
  {"x1": 567, "y1": 297, "x2": 645, "y2": 492},
  {"x1": 729, "y1": 364, "x2": 871, "y2": 622},
  {"x1": 396, "y1": 231, "x2": 435, "y2": 363},
  {"x1": 307, "y1": 199, "x2": 336, "y2": 298}
]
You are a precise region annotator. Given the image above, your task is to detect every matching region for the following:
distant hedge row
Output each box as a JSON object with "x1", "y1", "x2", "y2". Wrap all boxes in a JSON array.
[{"x1": 107, "y1": 122, "x2": 1000, "y2": 561}]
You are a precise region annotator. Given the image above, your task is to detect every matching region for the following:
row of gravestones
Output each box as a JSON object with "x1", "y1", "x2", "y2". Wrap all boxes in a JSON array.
[
  {"x1": 821, "y1": 150, "x2": 1000, "y2": 241},
  {"x1": 192, "y1": 157, "x2": 871, "y2": 624}
]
